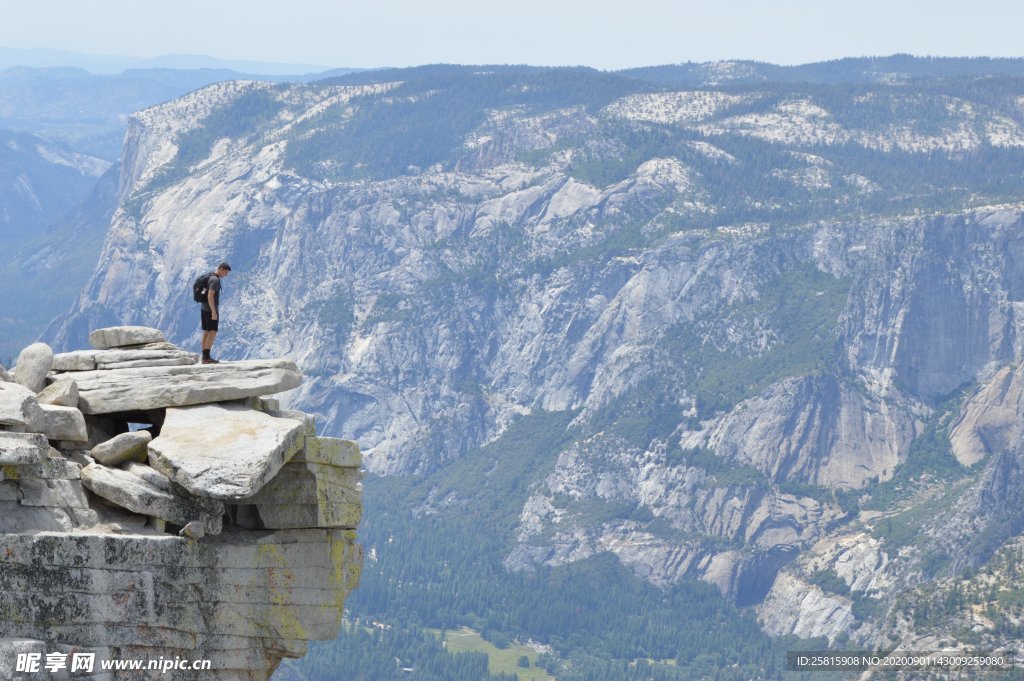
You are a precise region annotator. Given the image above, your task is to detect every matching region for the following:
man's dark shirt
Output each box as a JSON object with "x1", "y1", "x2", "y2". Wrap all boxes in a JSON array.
[{"x1": 201, "y1": 274, "x2": 222, "y2": 313}]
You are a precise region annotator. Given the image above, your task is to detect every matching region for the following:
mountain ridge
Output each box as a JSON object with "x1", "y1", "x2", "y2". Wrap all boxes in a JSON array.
[{"x1": 0, "y1": 45, "x2": 341, "y2": 76}]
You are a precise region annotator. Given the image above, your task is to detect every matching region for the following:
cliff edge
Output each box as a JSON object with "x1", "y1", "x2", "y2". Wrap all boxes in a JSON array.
[{"x1": 0, "y1": 327, "x2": 363, "y2": 680}]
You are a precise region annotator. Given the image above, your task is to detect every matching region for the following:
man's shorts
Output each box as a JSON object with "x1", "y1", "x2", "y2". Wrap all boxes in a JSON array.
[{"x1": 201, "y1": 308, "x2": 219, "y2": 332}]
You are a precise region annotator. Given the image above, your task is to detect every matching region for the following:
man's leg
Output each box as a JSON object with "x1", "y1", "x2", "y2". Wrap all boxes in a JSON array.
[
  {"x1": 200, "y1": 309, "x2": 220, "y2": 363},
  {"x1": 201, "y1": 310, "x2": 212, "y2": 352},
  {"x1": 203, "y1": 331, "x2": 220, "y2": 363},
  {"x1": 201, "y1": 332, "x2": 217, "y2": 354}
]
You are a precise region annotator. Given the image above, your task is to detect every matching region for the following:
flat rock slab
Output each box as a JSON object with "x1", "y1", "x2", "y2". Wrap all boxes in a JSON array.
[
  {"x1": 93, "y1": 348, "x2": 191, "y2": 363},
  {"x1": 98, "y1": 357, "x2": 197, "y2": 370},
  {"x1": 81, "y1": 463, "x2": 223, "y2": 534},
  {"x1": 72, "y1": 359, "x2": 303, "y2": 414},
  {"x1": 148, "y1": 403, "x2": 305, "y2": 500},
  {"x1": 51, "y1": 350, "x2": 100, "y2": 371},
  {"x1": 133, "y1": 341, "x2": 182, "y2": 351},
  {"x1": 54, "y1": 347, "x2": 198, "y2": 371},
  {"x1": 89, "y1": 326, "x2": 167, "y2": 349},
  {"x1": 0, "y1": 432, "x2": 49, "y2": 465}
]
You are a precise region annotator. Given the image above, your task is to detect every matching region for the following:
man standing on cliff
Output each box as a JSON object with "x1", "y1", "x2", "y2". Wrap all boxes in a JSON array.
[{"x1": 200, "y1": 262, "x2": 231, "y2": 364}]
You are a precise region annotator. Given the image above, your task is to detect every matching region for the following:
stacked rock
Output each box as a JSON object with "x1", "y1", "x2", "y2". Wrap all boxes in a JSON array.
[{"x1": 0, "y1": 327, "x2": 363, "y2": 680}]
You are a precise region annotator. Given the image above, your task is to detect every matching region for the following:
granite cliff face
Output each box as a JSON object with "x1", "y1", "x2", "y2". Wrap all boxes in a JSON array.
[
  {"x1": 0, "y1": 127, "x2": 109, "y2": 246},
  {"x1": 0, "y1": 327, "x2": 362, "y2": 679},
  {"x1": 44, "y1": 65, "x2": 1024, "y2": 651},
  {"x1": 759, "y1": 360, "x2": 1024, "y2": 649}
]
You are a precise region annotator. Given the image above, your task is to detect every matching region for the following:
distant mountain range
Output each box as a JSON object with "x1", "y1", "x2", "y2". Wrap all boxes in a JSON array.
[
  {"x1": 0, "y1": 45, "x2": 347, "y2": 76},
  {"x1": 621, "y1": 54, "x2": 1024, "y2": 85},
  {"x1": 0, "y1": 64, "x2": 362, "y2": 159}
]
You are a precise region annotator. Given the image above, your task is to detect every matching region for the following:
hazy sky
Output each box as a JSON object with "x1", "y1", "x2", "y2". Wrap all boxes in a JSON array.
[{"x1": 2, "y1": 0, "x2": 1022, "y2": 70}]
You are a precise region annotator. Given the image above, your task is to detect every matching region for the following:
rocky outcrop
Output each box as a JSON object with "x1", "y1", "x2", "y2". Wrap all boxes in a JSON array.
[
  {"x1": 0, "y1": 329, "x2": 362, "y2": 680},
  {"x1": 681, "y1": 375, "x2": 914, "y2": 489},
  {"x1": 507, "y1": 432, "x2": 845, "y2": 602},
  {"x1": 759, "y1": 376, "x2": 1024, "y2": 649},
  {"x1": 950, "y1": 366, "x2": 1024, "y2": 467},
  {"x1": 758, "y1": 529, "x2": 892, "y2": 643},
  {"x1": 760, "y1": 572, "x2": 857, "y2": 643}
]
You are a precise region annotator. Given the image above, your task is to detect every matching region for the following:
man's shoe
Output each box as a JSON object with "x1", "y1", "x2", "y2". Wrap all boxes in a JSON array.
[{"x1": 201, "y1": 357, "x2": 220, "y2": 364}]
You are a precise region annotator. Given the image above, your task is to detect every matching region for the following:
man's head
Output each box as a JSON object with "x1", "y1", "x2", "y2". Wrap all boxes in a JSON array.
[{"x1": 216, "y1": 262, "x2": 232, "y2": 277}]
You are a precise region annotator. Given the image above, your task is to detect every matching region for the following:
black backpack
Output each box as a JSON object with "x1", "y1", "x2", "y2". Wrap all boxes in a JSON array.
[{"x1": 192, "y1": 272, "x2": 215, "y2": 303}]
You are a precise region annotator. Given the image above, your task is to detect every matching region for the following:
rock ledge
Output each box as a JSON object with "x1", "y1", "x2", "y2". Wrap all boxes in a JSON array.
[{"x1": 0, "y1": 328, "x2": 362, "y2": 680}]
